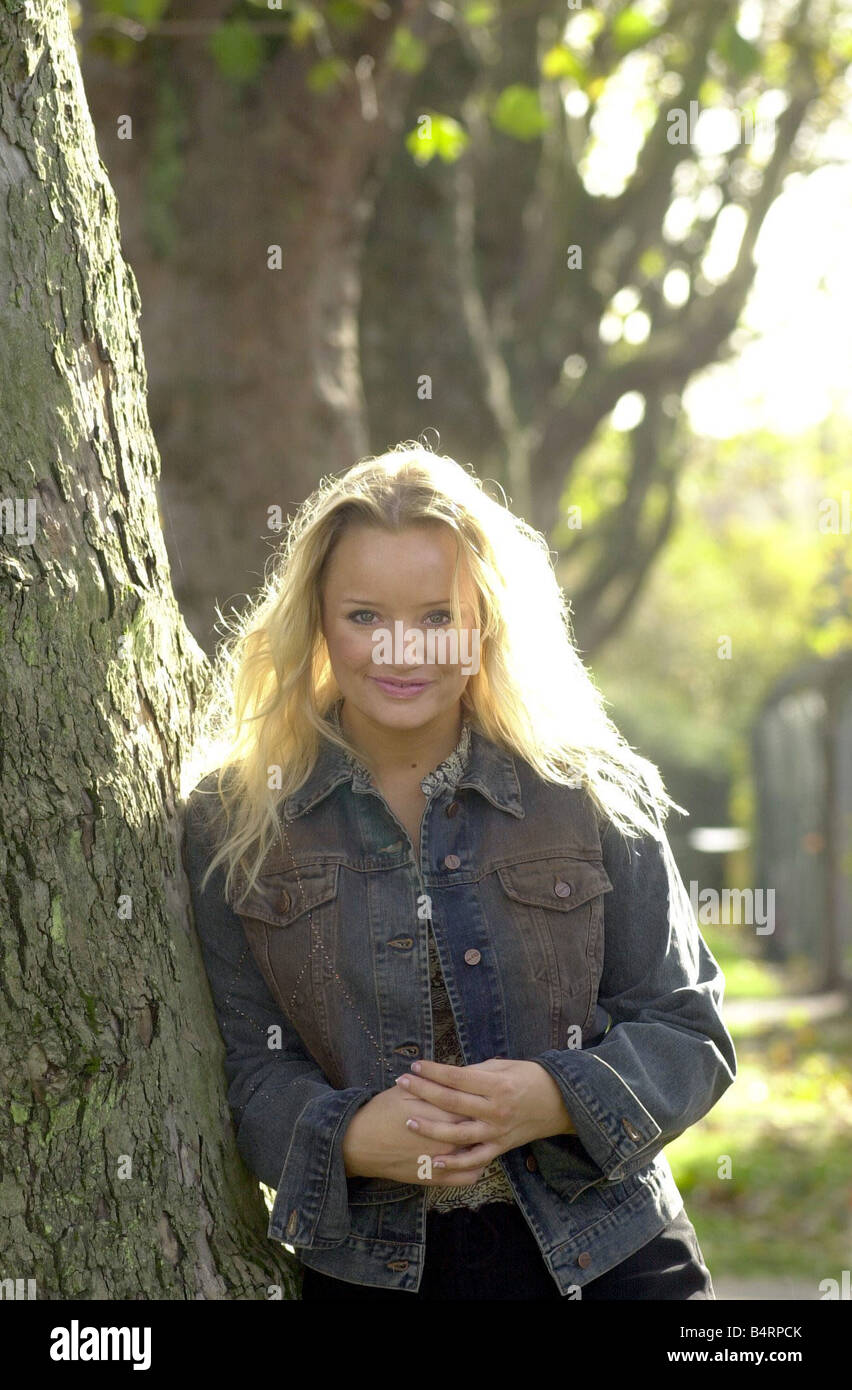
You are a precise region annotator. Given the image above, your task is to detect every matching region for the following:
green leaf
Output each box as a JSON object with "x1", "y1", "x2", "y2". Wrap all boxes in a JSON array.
[
  {"x1": 463, "y1": 0, "x2": 496, "y2": 24},
  {"x1": 391, "y1": 26, "x2": 428, "y2": 74},
  {"x1": 96, "y1": 0, "x2": 168, "y2": 18},
  {"x1": 829, "y1": 31, "x2": 852, "y2": 61},
  {"x1": 716, "y1": 21, "x2": 762, "y2": 77},
  {"x1": 698, "y1": 76, "x2": 726, "y2": 106},
  {"x1": 762, "y1": 40, "x2": 791, "y2": 84},
  {"x1": 306, "y1": 56, "x2": 349, "y2": 94},
  {"x1": 326, "y1": 0, "x2": 368, "y2": 32},
  {"x1": 611, "y1": 9, "x2": 659, "y2": 54},
  {"x1": 207, "y1": 20, "x2": 265, "y2": 83},
  {"x1": 541, "y1": 44, "x2": 586, "y2": 84},
  {"x1": 638, "y1": 246, "x2": 666, "y2": 279},
  {"x1": 286, "y1": 3, "x2": 322, "y2": 47},
  {"x1": 130, "y1": 0, "x2": 170, "y2": 21},
  {"x1": 405, "y1": 113, "x2": 469, "y2": 165},
  {"x1": 586, "y1": 75, "x2": 607, "y2": 102},
  {"x1": 491, "y1": 84, "x2": 549, "y2": 141}
]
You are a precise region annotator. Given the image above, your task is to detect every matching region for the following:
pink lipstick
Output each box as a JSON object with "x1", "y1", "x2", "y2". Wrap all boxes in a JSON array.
[{"x1": 370, "y1": 676, "x2": 432, "y2": 698}]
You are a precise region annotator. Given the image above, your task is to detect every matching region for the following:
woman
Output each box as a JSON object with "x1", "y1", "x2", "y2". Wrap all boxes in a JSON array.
[{"x1": 182, "y1": 441, "x2": 736, "y2": 1300}]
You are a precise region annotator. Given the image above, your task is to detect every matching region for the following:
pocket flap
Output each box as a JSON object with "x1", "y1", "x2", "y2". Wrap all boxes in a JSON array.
[
  {"x1": 233, "y1": 862, "x2": 339, "y2": 928},
  {"x1": 497, "y1": 856, "x2": 613, "y2": 912}
]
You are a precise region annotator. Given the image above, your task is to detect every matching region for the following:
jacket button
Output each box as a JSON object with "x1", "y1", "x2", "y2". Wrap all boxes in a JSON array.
[
  {"x1": 446, "y1": 801, "x2": 460, "y2": 817},
  {"x1": 444, "y1": 854, "x2": 461, "y2": 869},
  {"x1": 387, "y1": 1260, "x2": 409, "y2": 1272},
  {"x1": 577, "y1": 1251, "x2": 592, "y2": 1269},
  {"x1": 525, "y1": 1154, "x2": 538, "y2": 1172},
  {"x1": 622, "y1": 1118, "x2": 642, "y2": 1142},
  {"x1": 277, "y1": 889, "x2": 292, "y2": 912},
  {"x1": 464, "y1": 948, "x2": 481, "y2": 965},
  {"x1": 554, "y1": 880, "x2": 572, "y2": 898}
]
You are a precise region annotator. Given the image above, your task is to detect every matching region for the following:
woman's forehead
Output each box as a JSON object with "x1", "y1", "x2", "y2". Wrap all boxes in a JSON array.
[{"x1": 323, "y1": 523, "x2": 475, "y2": 590}]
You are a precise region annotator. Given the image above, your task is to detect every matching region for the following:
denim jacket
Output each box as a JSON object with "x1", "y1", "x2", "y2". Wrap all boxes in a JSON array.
[{"x1": 182, "y1": 716, "x2": 736, "y2": 1295}]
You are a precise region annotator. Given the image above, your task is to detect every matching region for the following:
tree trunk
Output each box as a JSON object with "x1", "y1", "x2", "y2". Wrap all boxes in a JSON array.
[{"x1": 0, "y1": 0, "x2": 294, "y2": 1298}]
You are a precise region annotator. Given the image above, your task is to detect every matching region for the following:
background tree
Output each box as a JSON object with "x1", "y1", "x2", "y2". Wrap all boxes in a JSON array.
[
  {"x1": 363, "y1": 0, "x2": 848, "y2": 652},
  {"x1": 74, "y1": 1, "x2": 847, "y2": 655},
  {"x1": 77, "y1": 0, "x2": 439, "y2": 643},
  {"x1": 0, "y1": 0, "x2": 294, "y2": 1297}
]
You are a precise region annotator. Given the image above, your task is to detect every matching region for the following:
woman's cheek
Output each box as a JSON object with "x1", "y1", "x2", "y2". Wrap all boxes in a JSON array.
[{"x1": 327, "y1": 623, "x2": 365, "y2": 669}]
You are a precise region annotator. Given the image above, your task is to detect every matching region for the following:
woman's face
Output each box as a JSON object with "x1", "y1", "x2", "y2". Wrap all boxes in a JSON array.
[{"x1": 320, "y1": 522, "x2": 480, "y2": 732}]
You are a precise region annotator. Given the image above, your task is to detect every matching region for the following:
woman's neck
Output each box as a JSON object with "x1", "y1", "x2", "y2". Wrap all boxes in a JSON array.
[{"x1": 337, "y1": 697, "x2": 465, "y2": 783}]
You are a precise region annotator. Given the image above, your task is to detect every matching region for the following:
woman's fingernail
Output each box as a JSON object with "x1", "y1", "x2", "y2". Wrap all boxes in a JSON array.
[
  {"x1": 406, "y1": 1118, "x2": 419, "y2": 1129},
  {"x1": 410, "y1": 1062, "x2": 421, "y2": 1073},
  {"x1": 434, "y1": 1160, "x2": 446, "y2": 1169},
  {"x1": 396, "y1": 1075, "x2": 411, "y2": 1087}
]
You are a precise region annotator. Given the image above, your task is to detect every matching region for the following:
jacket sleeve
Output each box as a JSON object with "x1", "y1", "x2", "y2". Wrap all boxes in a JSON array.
[
  {"x1": 532, "y1": 817, "x2": 737, "y2": 1182},
  {"x1": 182, "y1": 785, "x2": 379, "y2": 1248}
]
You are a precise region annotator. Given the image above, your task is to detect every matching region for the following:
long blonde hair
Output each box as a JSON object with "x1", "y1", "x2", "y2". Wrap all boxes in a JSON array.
[{"x1": 183, "y1": 441, "x2": 691, "y2": 921}]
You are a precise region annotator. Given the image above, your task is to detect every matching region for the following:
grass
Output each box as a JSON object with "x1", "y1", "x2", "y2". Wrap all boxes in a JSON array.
[
  {"x1": 700, "y1": 923, "x2": 817, "y2": 1000},
  {"x1": 666, "y1": 931, "x2": 852, "y2": 1281}
]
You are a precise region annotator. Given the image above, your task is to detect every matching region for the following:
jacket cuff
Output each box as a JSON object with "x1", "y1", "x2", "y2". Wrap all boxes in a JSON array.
[
  {"x1": 268, "y1": 1086, "x2": 377, "y2": 1246},
  {"x1": 532, "y1": 1049, "x2": 662, "y2": 1181}
]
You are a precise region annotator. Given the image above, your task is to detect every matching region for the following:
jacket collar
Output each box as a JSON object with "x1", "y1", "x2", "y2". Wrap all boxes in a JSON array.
[{"x1": 282, "y1": 703, "x2": 524, "y2": 820}]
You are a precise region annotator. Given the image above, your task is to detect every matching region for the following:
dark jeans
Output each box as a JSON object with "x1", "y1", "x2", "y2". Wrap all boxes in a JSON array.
[{"x1": 299, "y1": 1200, "x2": 715, "y2": 1300}]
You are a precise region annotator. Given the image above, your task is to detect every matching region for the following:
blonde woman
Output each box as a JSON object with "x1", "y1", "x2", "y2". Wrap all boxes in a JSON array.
[{"x1": 182, "y1": 442, "x2": 736, "y2": 1300}]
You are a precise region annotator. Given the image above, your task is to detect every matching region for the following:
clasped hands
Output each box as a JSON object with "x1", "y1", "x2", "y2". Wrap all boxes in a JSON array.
[{"x1": 393, "y1": 1057, "x2": 575, "y2": 1182}]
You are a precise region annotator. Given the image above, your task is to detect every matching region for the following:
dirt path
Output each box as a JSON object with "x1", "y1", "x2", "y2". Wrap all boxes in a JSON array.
[
  {"x1": 713, "y1": 1276, "x2": 826, "y2": 1301},
  {"x1": 721, "y1": 989, "x2": 848, "y2": 1028}
]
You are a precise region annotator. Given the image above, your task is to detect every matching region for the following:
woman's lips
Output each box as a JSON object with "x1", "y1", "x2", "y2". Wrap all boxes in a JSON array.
[{"x1": 370, "y1": 676, "x2": 432, "y2": 697}]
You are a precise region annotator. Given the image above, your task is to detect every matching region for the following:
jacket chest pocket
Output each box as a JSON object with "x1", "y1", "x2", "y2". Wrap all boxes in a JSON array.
[
  {"x1": 496, "y1": 854, "x2": 613, "y2": 1039},
  {"x1": 233, "y1": 862, "x2": 342, "y2": 1080}
]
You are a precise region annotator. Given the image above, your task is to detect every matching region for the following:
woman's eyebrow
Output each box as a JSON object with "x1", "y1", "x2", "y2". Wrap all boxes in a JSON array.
[{"x1": 340, "y1": 597, "x2": 453, "y2": 606}]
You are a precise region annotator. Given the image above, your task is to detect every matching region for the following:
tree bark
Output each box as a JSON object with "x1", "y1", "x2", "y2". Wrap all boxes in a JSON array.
[{"x1": 0, "y1": 0, "x2": 294, "y2": 1298}]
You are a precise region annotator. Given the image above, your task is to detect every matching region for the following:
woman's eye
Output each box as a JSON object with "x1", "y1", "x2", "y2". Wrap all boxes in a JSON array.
[{"x1": 347, "y1": 610, "x2": 453, "y2": 625}]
